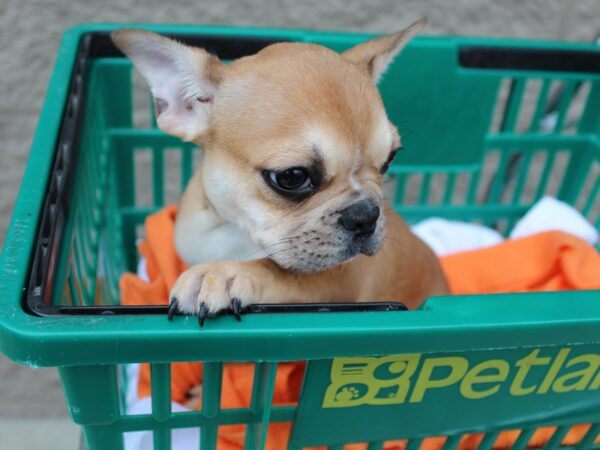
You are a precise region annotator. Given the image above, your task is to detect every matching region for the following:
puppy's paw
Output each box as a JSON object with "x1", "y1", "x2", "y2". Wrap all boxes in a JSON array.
[{"x1": 168, "y1": 263, "x2": 260, "y2": 326}]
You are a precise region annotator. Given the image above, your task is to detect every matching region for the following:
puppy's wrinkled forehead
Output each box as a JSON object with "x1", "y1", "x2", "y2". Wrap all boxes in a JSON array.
[{"x1": 213, "y1": 43, "x2": 393, "y2": 163}]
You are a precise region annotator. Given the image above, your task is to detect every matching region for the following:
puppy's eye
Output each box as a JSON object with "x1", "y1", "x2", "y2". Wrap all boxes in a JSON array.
[
  {"x1": 272, "y1": 168, "x2": 311, "y2": 190},
  {"x1": 262, "y1": 167, "x2": 319, "y2": 201},
  {"x1": 380, "y1": 149, "x2": 399, "y2": 174}
]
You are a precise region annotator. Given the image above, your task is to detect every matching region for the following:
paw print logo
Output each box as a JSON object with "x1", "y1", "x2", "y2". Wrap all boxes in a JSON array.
[
  {"x1": 323, "y1": 355, "x2": 422, "y2": 408},
  {"x1": 334, "y1": 385, "x2": 364, "y2": 402}
]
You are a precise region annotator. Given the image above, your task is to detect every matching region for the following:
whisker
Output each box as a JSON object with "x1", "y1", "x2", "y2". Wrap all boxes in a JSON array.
[{"x1": 238, "y1": 247, "x2": 266, "y2": 260}]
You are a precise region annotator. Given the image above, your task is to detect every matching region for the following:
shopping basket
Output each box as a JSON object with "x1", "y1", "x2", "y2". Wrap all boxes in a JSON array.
[{"x1": 1, "y1": 23, "x2": 600, "y2": 450}]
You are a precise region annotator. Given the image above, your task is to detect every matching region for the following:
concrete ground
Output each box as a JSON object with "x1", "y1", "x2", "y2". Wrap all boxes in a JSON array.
[
  {"x1": 0, "y1": 418, "x2": 80, "y2": 450},
  {"x1": 1, "y1": 0, "x2": 599, "y2": 448}
]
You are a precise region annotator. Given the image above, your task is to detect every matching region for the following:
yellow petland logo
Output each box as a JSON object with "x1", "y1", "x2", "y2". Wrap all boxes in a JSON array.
[{"x1": 322, "y1": 348, "x2": 600, "y2": 408}]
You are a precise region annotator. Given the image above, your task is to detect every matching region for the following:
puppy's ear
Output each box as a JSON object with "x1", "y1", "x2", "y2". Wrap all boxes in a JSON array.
[
  {"x1": 342, "y1": 18, "x2": 426, "y2": 84},
  {"x1": 112, "y1": 30, "x2": 225, "y2": 142}
]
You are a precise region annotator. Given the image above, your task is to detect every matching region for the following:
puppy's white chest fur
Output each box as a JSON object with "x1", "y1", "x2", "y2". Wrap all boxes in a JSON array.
[
  {"x1": 173, "y1": 166, "x2": 266, "y2": 266},
  {"x1": 174, "y1": 208, "x2": 265, "y2": 265}
]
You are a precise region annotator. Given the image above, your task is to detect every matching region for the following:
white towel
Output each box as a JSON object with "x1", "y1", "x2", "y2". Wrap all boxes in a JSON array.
[
  {"x1": 412, "y1": 218, "x2": 503, "y2": 256},
  {"x1": 510, "y1": 196, "x2": 598, "y2": 244},
  {"x1": 412, "y1": 196, "x2": 598, "y2": 256}
]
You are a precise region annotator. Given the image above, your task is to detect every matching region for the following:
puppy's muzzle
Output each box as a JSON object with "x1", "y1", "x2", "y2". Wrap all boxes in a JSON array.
[{"x1": 338, "y1": 199, "x2": 380, "y2": 239}]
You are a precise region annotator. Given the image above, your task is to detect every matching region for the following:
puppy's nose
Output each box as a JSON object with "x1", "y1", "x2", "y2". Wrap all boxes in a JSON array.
[{"x1": 338, "y1": 199, "x2": 380, "y2": 237}]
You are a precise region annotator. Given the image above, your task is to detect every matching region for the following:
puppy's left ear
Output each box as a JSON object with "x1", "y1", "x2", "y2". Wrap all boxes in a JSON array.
[
  {"x1": 342, "y1": 18, "x2": 427, "y2": 84},
  {"x1": 112, "y1": 29, "x2": 225, "y2": 142}
]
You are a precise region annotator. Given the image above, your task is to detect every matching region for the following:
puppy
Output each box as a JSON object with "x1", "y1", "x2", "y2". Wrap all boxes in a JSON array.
[{"x1": 112, "y1": 19, "x2": 449, "y2": 325}]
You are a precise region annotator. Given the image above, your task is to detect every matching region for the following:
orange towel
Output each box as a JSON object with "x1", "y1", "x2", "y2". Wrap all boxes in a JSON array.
[{"x1": 120, "y1": 206, "x2": 600, "y2": 450}]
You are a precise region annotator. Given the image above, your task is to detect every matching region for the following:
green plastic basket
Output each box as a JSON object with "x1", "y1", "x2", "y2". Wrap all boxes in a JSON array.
[{"x1": 1, "y1": 23, "x2": 600, "y2": 450}]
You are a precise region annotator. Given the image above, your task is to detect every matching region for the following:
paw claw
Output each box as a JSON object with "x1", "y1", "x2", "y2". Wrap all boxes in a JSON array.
[
  {"x1": 169, "y1": 263, "x2": 257, "y2": 326},
  {"x1": 167, "y1": 298, "x2": 179, "y2": 321},
  {"x1": 198, "y1": 303, "x2": 209, "y2": 327},
  {"x1": 231, "y1": 298, "x2": 242, "y2": 321}
]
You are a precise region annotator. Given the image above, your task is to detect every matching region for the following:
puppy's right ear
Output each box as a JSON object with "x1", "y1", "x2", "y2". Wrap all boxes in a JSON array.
[{"x1": 112, "y1": 30, "x2": 225, "y2": 142}]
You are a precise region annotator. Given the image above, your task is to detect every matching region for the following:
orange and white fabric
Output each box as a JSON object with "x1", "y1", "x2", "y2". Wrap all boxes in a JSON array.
[{"x1": 121, "y1": 204, "x2": 600, "y2": 450}]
